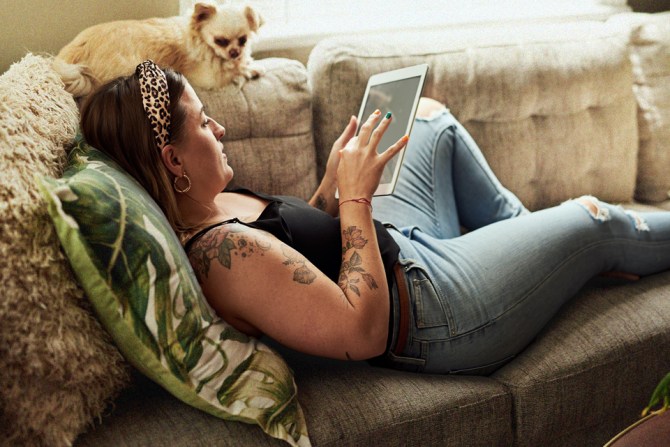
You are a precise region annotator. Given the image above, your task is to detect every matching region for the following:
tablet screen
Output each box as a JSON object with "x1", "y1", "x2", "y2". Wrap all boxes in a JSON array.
[{"x1": 358, "y1": 75, "x2": 423, "y2": 185}]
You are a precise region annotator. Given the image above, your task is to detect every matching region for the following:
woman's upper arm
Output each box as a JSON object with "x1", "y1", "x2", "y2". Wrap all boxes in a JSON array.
[{"x1": 187, "y1": 223, "x2": 387, "y2": 360}]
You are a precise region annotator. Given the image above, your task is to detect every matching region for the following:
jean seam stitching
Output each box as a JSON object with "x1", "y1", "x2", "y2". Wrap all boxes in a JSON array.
[{"x1": 431, "y1": 124, "x2": 456, "y2": 233}]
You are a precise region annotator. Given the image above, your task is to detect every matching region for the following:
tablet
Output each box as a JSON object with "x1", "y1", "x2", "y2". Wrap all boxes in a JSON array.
[{"x1": 356, "y1": 64, "x2": 429, "y2": 196}]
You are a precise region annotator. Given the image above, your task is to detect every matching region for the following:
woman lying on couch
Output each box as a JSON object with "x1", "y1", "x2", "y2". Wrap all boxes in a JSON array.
[{"x1": 80, "y1": 60, "x2": 670, "y2": 375}]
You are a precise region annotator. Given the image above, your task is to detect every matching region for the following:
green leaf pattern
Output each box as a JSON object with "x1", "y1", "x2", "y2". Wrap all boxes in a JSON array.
[
  {"x1": 40, "y1": 137, "x2": 310, "y2": 447},
  {"x1": 52, "y1": 184, "x2": 80, "y2": 229}
]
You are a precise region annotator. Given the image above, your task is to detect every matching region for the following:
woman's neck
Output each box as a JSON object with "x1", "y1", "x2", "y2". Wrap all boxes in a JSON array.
[{"x1": 176, "y1": 191, "x2": 227, "y2": 229}]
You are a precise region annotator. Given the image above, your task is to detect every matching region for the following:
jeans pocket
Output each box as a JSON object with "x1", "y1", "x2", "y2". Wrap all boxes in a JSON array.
[{"x1": 410, "y1": 266, "x2": 455, "y2": 335}]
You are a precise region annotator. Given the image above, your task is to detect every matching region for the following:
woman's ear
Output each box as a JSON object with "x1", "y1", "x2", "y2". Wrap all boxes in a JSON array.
[{"x1": 161, "y1": 144, "x2": 184, "y2": 177}]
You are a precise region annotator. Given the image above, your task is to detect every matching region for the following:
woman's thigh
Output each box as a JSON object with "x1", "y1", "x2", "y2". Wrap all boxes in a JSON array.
[
  {"x1": 373, "y1": 110, "x2": 461, "y2": 238},
  {"x1": 373, "y1": 109, "x2": 527, "y2": 239}
]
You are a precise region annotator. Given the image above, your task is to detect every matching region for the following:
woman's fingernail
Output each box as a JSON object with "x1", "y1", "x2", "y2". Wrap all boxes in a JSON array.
[
  {"x1": 374, "y1": 109, "x2": 381, "y2": 115},
  {"x1": 385, "y1": 112, "x2": 392, "y2": 119},
  {"x1": 401, "y1": 135, "x2": 409, "y2": 143}
]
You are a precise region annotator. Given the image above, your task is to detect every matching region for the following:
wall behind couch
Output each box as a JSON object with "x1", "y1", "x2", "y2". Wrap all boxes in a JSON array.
[{"x1": 0, "y1": 0, "x2": 177, "y2": 74}]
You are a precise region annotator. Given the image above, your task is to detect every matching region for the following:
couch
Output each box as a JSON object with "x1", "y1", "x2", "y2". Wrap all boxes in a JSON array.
[{"x1": 2, "y1": 12, "x2": 669, "y2": 447}]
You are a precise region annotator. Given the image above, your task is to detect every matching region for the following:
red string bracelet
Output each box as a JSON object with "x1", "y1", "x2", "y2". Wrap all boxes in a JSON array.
[{"x1": 338, "y1": 198, "x2": 373, "y2": 211}]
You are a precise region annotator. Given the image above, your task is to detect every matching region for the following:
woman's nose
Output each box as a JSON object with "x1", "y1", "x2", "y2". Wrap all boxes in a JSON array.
[{"x1": 215, "y1": 121, "x2": 226, "y2": 140}]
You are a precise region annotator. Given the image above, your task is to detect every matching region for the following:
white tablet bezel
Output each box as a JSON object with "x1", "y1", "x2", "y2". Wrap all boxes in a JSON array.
[{"x1": 356, "y1": 64, "x2": 429, "y2": 196}]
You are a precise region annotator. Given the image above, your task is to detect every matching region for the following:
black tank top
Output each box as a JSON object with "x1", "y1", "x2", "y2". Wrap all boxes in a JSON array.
[{"x1": 183, "y1": 188, "x2": 400, "y2": 288}]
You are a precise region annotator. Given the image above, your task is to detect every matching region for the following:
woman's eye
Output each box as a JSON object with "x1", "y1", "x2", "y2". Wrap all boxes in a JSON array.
[{"x1": 202, "y1": 119, "x2": 210, "y2": 127}]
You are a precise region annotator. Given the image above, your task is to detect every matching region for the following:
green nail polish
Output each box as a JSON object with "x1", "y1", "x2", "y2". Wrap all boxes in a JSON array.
[{"x1": 385, "y1": 112, "x2": 392, "y2": 119}]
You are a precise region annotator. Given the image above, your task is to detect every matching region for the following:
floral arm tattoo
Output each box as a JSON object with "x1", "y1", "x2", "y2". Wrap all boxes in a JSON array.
[
  {"x1": 338, "y1": 226, "x2": 379, "y2": 297},
  {"x1": 187, "y1": 226, "x2": 271, "y2": 279},
  {"x1": 281, "y1": 244, "x2": 317, "y2": 285},
  {"x1": 188, "y1": 226, "x2": 318, "y2": 286}
]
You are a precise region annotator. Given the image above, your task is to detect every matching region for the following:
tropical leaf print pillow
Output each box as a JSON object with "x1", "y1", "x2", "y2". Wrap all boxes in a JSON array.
[{"x1": 38, "y1": 136, "x2": 310, "y2": 447}]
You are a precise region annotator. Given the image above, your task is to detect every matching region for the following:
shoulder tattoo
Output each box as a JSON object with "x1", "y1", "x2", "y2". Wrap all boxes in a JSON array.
[
  {"x1": 187, "y1": 226, "x2": 271, "y2": 279},
  {"x1": 338, "y1": 226, "x2": 379, "y2": 297},
  {"x1": 281, "y1": 244, "x2": 317, "y2": 285}
]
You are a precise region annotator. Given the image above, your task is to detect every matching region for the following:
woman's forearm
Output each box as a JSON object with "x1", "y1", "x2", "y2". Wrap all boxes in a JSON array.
[
  {"x1": 308, "y1": 174, "x2": 339, "y2": 216},
  {"x1": 310, "y1": 115, "x2": 359, "y2": 215},
  {"x1": 337, "y1": 201, "x2": 389, "y2": 355}
]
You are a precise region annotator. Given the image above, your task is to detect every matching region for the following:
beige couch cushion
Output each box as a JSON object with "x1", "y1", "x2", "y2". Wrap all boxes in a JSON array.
[
  {"x1": 196, "y1": 58, "x2": 318, "y2": 199},
  {"x1": 0, "y1": 54, "x2": 129, "y2": 445},
  {"x1": 609, "y1": 12, "x2": 670, "y2": 203},
  {"x1": 493, "y1": 271, "x2": 670, "y2": 446},
  {"x1": 308, "y1": 21, "x2": 637, "y2": 210}
]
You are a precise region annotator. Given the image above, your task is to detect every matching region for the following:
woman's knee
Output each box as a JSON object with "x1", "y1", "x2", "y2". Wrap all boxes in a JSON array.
[
  {"x1": 416, "y1": 97, "x2": 447, "y2": 120},
  {"x1": 572, "y1": 195, "x2": 650, "y2": 232}
]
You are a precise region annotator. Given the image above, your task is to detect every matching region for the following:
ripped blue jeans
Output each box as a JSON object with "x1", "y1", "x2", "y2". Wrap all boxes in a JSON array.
[{"x1": 372, "y1": 110, "x2": 670, "y2": 375}]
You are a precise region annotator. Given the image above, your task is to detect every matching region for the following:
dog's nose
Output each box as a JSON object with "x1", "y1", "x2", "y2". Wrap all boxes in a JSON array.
[{"x1": 229, "y1": 49, "x2": 239, "y2": 59}]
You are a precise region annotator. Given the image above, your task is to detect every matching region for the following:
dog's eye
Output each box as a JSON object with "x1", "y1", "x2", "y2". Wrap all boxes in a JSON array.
[
  {"x1": 215, "y1": 37, "x2": 230, "y2": 47},
  {"x1": 238, "y1": 35, "x2": 247, "y2": 46}
]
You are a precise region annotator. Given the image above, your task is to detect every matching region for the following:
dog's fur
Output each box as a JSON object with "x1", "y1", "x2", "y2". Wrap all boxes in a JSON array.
[{"x1": 53, "y1": 2, "x2": 264, "y2": 98}]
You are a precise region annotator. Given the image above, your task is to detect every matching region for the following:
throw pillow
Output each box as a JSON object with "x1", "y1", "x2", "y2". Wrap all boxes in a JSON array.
[
  {"x1": 0, "y1": 53, "x2": 129, "y2": 446},
  {"x1": 38, "y1": 137, "x2": 310, "y2": 447}
]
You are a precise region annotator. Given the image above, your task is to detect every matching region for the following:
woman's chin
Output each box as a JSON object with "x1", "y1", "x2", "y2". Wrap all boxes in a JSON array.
[{"x1": 222, "y1": 170, "x2": 234, "y2": 187}]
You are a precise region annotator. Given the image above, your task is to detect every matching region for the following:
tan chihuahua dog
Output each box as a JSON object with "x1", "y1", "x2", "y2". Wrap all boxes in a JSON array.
[{"x1": 54, "y1": 1, "x2": 264, "y2": 98}]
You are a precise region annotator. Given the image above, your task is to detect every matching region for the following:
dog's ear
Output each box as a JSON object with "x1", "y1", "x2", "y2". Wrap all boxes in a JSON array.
[
  {"x1": 193, "y1": 2, "x2": 217, "y2": 24},
  {"x1": 244, "y1": 6, "x2": 265, "y2": 32}
]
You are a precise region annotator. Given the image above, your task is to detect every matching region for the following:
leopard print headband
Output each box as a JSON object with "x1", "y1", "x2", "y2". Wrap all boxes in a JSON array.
[{"x1": 136, "y1": 60, "x2": 171, "y2": 150}]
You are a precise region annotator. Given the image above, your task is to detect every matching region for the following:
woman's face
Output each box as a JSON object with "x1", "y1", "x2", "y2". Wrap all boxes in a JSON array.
[{"x1": 172, "y1": 83, "x2": 232, "y2": 195}]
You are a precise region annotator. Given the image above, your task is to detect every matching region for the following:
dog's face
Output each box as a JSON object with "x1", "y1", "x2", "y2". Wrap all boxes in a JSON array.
[{"x1": 191, "y1": 2, "x2": 264, "y2": 62}]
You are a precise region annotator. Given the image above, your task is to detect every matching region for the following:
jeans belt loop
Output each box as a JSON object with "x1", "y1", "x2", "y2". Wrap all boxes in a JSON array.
[{"x1": 392, "y1": 263, "x2": 410, "y2": 356}]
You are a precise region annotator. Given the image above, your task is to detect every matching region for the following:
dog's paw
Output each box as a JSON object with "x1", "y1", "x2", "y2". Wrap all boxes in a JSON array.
[
  {"x1": 232, "y1": 75, "x2": 247, "y2": 88},
  {"x1": 245, "y1": 62, "x2": 265, "y2": 80}
]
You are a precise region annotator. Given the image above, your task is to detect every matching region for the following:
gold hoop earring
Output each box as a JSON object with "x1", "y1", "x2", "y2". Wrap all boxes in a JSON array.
[{"x1": 173, "y1": 172, "x2": 191, "y2": 193}]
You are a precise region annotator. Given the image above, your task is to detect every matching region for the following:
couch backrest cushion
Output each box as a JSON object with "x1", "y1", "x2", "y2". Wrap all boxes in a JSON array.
[
  {"x1": 38, "y1": 138, "x2": 309, "y2": 446},
  {"x1": 196, "y1": 58, "x2": 318, "y2": 199},
  {"x1": 308, "y1": 22, "x2": 637, "y2": 210},
  {"x1": 0, "y1": 54, "x2": 129, "y2": 445},
  {"x1": 609, "y1": 12, "x2": 670, "y2": 203}
]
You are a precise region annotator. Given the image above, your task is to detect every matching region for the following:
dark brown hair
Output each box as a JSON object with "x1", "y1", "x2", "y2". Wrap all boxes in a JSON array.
[{"x1": 80, "y1": 68, "x2": 189, "y2": 236}]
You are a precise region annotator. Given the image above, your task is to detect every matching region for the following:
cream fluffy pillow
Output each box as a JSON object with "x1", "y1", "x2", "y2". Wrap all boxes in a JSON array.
[{"x1": 0, "y1": 54, "x2": 129, "y2": 445}]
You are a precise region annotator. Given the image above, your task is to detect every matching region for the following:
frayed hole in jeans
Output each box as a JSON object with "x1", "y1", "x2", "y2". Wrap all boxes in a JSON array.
[
  {"x1": 574, "y1": 195, "x2": 611, "y2": 222},
  {"x1": 624, "y1": 209, "x2": 650, "y2": 232}
]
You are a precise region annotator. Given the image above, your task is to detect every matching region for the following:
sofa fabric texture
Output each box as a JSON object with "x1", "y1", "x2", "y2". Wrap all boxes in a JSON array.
[
  {"x1": 609, "y1": 12, "x2": 670, "y2": 202},
  {"x1": 77, "y1": 355, "x2": 513, "y2": 447},
  {"x1": 308, "y1": 21, "x2": 638, "y2": 211},
  {"x1": 493, "y1": 272, "x2": 670, "y2": 447},
  {"x1": 0, "y1": 54, "x2": 129, "y2": 446}
]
